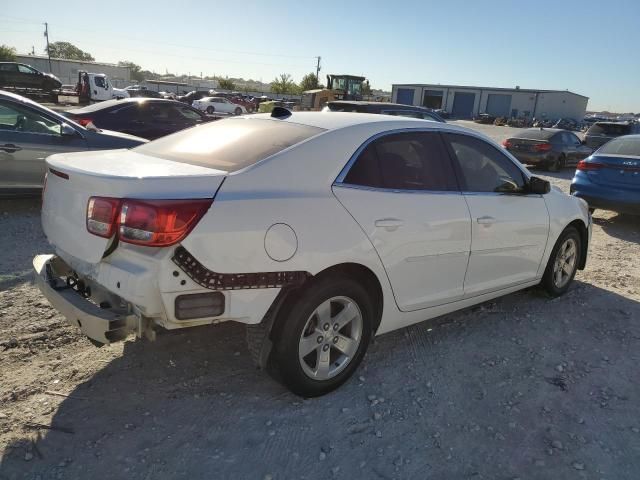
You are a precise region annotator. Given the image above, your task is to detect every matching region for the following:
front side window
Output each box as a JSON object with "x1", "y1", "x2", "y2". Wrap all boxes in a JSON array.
[
  {"x1": 343, "y1": 132, "x2": 458, "y2": 191},
  {"x1": 0, "y1": 100, "x2": 61, "y2": 135},
  {"x1": 17, "y1": 65, "x2": 36, "y2": 74},
  {"x1": 94, "y1": 76, "x2": 106, "y2": 88},
  {"x1": 444, "y1": 133, "x2": 526, "y2": 193}
]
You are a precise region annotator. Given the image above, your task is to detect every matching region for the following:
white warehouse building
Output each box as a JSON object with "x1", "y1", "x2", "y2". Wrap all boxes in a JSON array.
[{"x1": 391, "y1": 83, "x2": 589, "y2": 121}]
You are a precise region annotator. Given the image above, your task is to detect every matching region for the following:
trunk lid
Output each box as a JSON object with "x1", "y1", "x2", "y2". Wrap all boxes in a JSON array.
[
  {"x1": 508, "y1": 138, "x2": 550, "y2": 152},
  {"x1": 588, "y1": 155, "x2": 640, "y2": 188},
  {"x1": 42, "y1": 149, "x2": 226, "y2": 264}
]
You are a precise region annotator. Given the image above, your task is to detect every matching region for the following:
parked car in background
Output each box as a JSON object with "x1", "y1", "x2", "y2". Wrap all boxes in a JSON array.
[
  {"x1": 324, "y1": 101, "x2": 445, "y2": 122},
  {"x1": 177, "y1": 90, "x2": 209, "y2": 105},
  {"x1": 33, "y1": 112, "x2": 590, "y2": 396},
  {"x1": 553, "y1": 118, "x2": 580, "y2": 131},
  {"x1": 192, "y1": 96, "x2": 246, "y2": 115},
  {"x1": 502, "y1": 128, "x2": 592, "y2": 171},
  {"x1": 125, "y1": 86, "x2": 163, "y2": 99},
  {"x1": 0, "y1": 91, "x2": 146, "y2": 196},
  {"x1": 570, "y1": 134, "x2": 640, "y2": 215},
  {"x1": 583, "y1": 121, "x2": 639, "y2": 149},
  {"x1": 0, "y1": 62, "x2": 62, "y2": 92},
  {"x1": 63, "y1": 98, "x2": 211, "y2": 140}
]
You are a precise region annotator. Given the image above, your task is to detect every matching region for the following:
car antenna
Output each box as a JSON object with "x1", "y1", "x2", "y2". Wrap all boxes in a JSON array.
[{"x1": 271, "y1": 106, "x2": 292, "y2": 118}]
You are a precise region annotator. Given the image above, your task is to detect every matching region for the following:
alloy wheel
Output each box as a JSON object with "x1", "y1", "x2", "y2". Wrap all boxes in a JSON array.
[{"x1": 553, "y1": 237, "x2": 578, "y2": 288}]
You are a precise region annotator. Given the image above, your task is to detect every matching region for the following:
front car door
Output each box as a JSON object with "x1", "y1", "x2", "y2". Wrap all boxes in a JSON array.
[
  {"x1": 0, "y1": 98, "x2": 88, "y2": 192},
  {"x1": 333, "y1": 130, "x2": 471, "y2": 311},
  {"x1": 565, "y1": 131, "x2": 592, "y2": 165},
  {"x1": 442, "y1": 133, "x2": 550, "y2": 296},
  {"x1": 17, "y1": 64, "x2": 41, "y2": 89}
]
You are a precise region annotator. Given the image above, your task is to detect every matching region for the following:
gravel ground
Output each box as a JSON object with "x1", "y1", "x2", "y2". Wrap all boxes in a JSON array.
[{"x1": 1, "y1": 122, "x2": 639, "y2": 480}]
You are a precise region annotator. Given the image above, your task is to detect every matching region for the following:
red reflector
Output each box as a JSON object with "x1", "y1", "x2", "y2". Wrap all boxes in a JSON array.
[
  {"x1": 502, "y1": 139, "x2": 512, "y2": 148},
  {"x1": 577, "y1": 160, "x2": 604, "y2": 171},
  {"x1": 87, "y1": 197, "x2": 121, "y2": 238},
  {"x1": 533, "y1": 143, "x2": 552, "y2": 152},
  {"x1": 49, "y1": 168, "x2": 69, "y2": 180},
  {"x1": 119, "y1": 199, "x2": 212, "y2": 247},
  {"x1": 76, "y1": 117, "x2": 93, "y2": 127}
]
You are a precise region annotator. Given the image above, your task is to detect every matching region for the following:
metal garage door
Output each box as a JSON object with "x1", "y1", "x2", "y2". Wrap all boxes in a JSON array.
[
  {"x1": 396, "y1": 88, "x2": 415, "y2": 105},
  {"x1": 451, "y1": 92, "x2": 475, "y2": 118},
  {"x1": 486, "y1": 94, "x2": 512, "y2": 117}
]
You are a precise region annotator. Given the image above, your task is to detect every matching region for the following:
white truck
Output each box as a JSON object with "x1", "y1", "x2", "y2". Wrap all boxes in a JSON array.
[{"x1": 57, "y1": 71, "x2": 129, "y2": 104}]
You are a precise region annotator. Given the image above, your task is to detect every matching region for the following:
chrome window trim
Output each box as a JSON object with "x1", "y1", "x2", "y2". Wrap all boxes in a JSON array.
[{"x1": 333, "y1": 183, "x2": 462, "y2": 196}]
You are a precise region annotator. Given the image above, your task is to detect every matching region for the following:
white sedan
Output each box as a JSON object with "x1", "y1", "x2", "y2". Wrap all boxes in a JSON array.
[
  {"x1": 192, "y1": 96, "x2": 246, "y2": 115},
  {"x1": 34, "y1": 110, "x2": 591, "y2": 397}
]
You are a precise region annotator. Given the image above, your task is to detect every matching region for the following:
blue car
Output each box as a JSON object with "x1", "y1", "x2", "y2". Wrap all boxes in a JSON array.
[{"x1": 570, "y1": 134, "x2": 640, "y2": 215}]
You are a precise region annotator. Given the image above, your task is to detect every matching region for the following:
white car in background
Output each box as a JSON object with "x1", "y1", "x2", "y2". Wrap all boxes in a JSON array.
[
  {"x1": 33, "y1": 110, "x2": 591, "y2": 397},
  {"x1": 192, "y1": 96, "x2": 246, "y2": 115}
]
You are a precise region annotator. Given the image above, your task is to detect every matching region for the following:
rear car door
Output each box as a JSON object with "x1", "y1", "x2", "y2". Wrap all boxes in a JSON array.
[
  {"x1": 0, "y1": 98, "x2": 88, "y2": 191},
  {"x1": 333, "y1": 131, "x2": 471, "y2": 311},
  {"x1": 0, "y1": 63, "x2": 20, "y2": 87},
  {"x1": 442, "y1": 133, "x2": 549, "y2": 296}
]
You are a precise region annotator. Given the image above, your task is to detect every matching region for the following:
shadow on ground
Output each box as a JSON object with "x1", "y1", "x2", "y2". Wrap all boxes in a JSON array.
[
  {"x1": 2, "y1": 281, "x2": 639, "y2": 480},
  {"x1": 593, "y1": 213, "x2": 640, "y2": 243}
]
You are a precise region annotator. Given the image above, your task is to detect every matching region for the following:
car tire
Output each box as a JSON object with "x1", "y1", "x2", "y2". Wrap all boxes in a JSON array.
[
  {"x1": 206, "y1": 106, "x2": 215, "y2": 114},
  {"x1": 272, "y1": 275, "x2": 374, "y2": 397},
  {"x1": 541, "y1": 226, "x2": 581, "y2": 297},
  {"x1": 547, "y1": 155, "x2": 563, "y2": 172},
  {"x1": 234, "y1": 107, "x2": 242, "y2": 115}
]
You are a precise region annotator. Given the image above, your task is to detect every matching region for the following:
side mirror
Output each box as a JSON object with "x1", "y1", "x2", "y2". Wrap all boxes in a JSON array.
[
  {"x1": 60, "y1": 123, "x2": 79, "y2": 137},
  {"x1": 527, "y1": 176, "x2": 551, "y2": 194}
]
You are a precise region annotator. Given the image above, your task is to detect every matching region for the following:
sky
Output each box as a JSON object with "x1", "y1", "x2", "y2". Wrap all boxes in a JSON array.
[{"x1": 2, "y1": 0, "x2": 639, "y2": 112}]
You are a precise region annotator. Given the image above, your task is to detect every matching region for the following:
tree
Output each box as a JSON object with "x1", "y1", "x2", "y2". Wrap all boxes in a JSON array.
[
  {"x1": 217, "y1": 78, "x2": 236, "y2": 90},
  {"x1": 0, "y1": 44, "x2": 16, "y2": 62},
  {"x1": 299, "y1": 72, "x2": 320, "y2": 92},
  {"x1": 270, "y1": 73, "x2": 299, "y2": 94},
  {"x1": 47, "y1": 42, "x2": 94, "y2": 61},
  {"x1": 118, "y1": 61, "x2": 144, "y2": 82}
]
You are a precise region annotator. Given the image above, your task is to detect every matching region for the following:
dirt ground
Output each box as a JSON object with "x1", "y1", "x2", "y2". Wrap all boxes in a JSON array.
[{"x1": 1, "y1": 122, "x2": 639, "y2": 480}]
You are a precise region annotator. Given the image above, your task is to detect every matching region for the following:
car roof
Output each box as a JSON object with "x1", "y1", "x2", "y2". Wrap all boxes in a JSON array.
[
  {"x1": 250, "y1": 111, "x2": 459, "y2": 131},
  {"x1": 66, "y1": 97, "x2": 181, "y2": 113}
]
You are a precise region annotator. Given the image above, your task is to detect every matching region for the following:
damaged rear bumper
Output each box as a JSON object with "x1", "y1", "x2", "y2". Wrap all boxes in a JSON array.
[{"x1": 33, "y1": 254, "x2": 142, "y2": 345}]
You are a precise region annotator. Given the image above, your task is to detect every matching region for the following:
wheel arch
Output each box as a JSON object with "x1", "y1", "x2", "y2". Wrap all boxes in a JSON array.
[{"x1": 568, "y1": 218, "x2": 589, "y2": 270}]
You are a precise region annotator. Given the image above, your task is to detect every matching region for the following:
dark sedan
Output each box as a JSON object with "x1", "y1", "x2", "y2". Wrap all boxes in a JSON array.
[
  {"x1": 0, "y1": 62, "x2": 62, "y2": 92},
  {"x1": 502, "y1": 128, "x2": 593, "y2": 171},
  {"x1": 570, "y1": 135, "x2": 640, "y2": 215},
  {"x1": 324, "y1": 101, "x2": 446, "y2": 122},
  {"x1": 64, "y1": 98, "x2": 212, "y2": 140},
  {"x1": 0, "y1": 90, "x2": 146, "y2": 196}
]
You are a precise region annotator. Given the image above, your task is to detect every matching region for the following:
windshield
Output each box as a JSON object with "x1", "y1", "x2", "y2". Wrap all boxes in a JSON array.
[
  {"x1": 134, "y1": 117, "x2": 325, "y2": 171},
  {"x1": 597, "y1": 136, "x2": 640, "y2": 157}
]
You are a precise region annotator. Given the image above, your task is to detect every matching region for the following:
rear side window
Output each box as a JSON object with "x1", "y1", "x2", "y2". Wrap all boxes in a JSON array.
[
  {"x1": 134, "y1": 118, "x2": 325, "y2": 171},
  {"x1": 343, "y1": 132, "x2": 458, "y2": 191},
  {"x1": 597, "y1": 136, "x2": 640, "y2": 156},
  {"x1": 587, "y1": 123, "x2": 631, "y2": 136}
]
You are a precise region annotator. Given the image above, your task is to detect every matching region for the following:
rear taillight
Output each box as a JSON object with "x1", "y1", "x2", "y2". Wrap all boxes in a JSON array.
[
  {"x1": 87, "y1": 197, "x2": 121, "y2": 238},
  {"x1": 118, "y1": 199, "x2": 212, "y2": 247},
  {"x1": 76, "y1": 117, "x2": 93, "y2": 127},
  {"x1": 577, "y1": 160, "x2": 604, "y2": 171},
  {"x1": 533, "y1": 143, "x2": 552, "y2": 152},
  {"x1": 502, "y1": 139, "x2": 512, "y2": 148}
]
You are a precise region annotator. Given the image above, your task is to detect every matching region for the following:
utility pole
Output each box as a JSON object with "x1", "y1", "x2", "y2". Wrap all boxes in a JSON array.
[
  {"x1": 315, "y1": 56, "x2": 321, "y2": 83},
  {"x1": 43, "y1": 22, "x2": 52, "y2": 71}
]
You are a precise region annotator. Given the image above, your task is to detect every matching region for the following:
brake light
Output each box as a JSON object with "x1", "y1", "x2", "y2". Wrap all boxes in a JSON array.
[
  {"x1": 577, "y1": 160, "x2": 604, "y2": 171},
  {"x1": 502, "y1": 139, "x2": 512, "y2": 148},
  {"x1": 533, "y1": 143, "x2": 552, "y2": 152},
  {"x1": 76, "y1": 117, "x2": 93, "y2": 127},
  {"x1": 118, "y1": 199, "x2": 212, "y2": 247},
  {"x1": 87, "y1": 197, "x2": 121, "y2": 238}
]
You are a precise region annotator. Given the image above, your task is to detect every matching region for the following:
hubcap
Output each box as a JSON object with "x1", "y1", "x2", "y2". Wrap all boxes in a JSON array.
[
  {"x1": 553, "y1": 238, "x2": 577, "y2": 288},
  {"x1": 298, "y1": 296, "x2": 363, "y2": 381}
]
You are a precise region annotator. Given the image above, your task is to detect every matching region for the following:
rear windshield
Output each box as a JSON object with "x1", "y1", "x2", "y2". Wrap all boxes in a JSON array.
[
  {"x1": 597, "y1": 136, "x2": 640, "y2": 157},
  {"x1": 134, "y1": 117, "x2": 325, "y2": 171},
  {"x1": 587, "y1": 123, "x2": 631, "y2": 136},
  {"x1": 513, "y1": 129, "x2": 556, "y2": 140}
]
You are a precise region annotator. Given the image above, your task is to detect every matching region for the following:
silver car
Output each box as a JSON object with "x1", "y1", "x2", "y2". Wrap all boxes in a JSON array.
[{"x1": 0, "y1": 90, "x2": 147, "y2": 196}]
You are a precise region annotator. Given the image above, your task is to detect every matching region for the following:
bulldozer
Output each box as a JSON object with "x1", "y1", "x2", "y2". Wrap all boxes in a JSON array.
[{"x1": 299, "y1": 74, "x2": 366, "y2": 111}]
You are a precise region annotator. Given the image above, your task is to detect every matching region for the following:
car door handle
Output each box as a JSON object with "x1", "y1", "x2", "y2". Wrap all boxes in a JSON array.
[
  {"x1": 375, "y1": 218, "x2": 404, "y2": 231},
  {"x1": 0, "y1": 144, "x2": 22, "y2": 153},
  {"x1": 477, "y1": 216, "x2": 496, "y2": 225}
]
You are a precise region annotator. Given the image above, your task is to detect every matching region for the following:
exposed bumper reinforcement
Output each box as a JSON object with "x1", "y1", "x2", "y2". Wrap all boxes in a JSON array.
[{"x1": 33, "y1": 254, "x2": 137, "y2": 345}]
